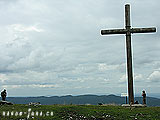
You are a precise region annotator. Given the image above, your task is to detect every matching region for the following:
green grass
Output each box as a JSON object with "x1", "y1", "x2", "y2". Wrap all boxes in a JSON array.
[{"x1": 0, "y1": 104, "x2": 160, "y2": 120}]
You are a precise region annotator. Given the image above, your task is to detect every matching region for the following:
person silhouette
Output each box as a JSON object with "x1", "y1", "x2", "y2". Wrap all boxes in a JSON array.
[
  {"x1": 1, "y1": 89, "x2": 7, "y2": 101},
  {"x1": 142, "y1": 90, "x2": 146, "y2": 105}
]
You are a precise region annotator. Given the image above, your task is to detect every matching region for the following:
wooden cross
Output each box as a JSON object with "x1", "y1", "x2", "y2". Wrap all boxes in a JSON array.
[{"x1": 101, "y1": 4, "x2": 156, "y2": 104}]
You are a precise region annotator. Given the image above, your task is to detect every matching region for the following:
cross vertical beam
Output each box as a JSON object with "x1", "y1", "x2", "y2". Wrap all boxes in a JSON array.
[{"x1": 125, "y1": 4, "x2": 134, "y2": 104}]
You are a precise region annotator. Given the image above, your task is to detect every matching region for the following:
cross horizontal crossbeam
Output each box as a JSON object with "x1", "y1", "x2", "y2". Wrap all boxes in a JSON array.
[{"x1": 101, "y1": 27, "x2": 156, "y2": 35}]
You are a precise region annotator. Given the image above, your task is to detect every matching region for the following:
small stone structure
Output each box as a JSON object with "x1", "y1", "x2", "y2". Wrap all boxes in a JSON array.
[{"x1": 0, "y1": 101, "x2": 13, "y2": 105}]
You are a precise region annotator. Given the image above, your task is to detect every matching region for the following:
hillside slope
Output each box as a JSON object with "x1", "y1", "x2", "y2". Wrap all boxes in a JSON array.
[{"x1": 4, "y1": 94, "x2": 160, "y2": 106}]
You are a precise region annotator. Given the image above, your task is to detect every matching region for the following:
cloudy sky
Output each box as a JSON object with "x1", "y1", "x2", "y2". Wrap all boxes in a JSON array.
[{"x1": 0, "y1": 0, "x2": 159, "y2": 97}]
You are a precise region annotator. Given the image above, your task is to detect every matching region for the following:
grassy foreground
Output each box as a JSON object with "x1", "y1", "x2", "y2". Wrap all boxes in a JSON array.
[{"x1": 0, "y1": 104, "x2": 160, "y2": 120}]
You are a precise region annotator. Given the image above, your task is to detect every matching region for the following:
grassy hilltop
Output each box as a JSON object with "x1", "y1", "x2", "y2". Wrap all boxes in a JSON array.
[{"x1": 0, "y1": 104, "x2": 160, "y2": 120}]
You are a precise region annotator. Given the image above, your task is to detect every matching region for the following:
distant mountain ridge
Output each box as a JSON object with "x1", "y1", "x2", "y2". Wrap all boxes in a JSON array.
[{"x1": 3, "y1": 94, "x2": 160, "y2": 106}]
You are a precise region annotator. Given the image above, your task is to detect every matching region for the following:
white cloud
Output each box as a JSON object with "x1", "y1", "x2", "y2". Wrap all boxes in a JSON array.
[
  {"x1": 9, "y1": 24, "x2": 44, "y2": 32},
  {"x1": 62, "y1": 77, "x2": 85, "y2": 83},
  {"x1": 134, "y1": 74, "x2": 143, "y2": 81},
  {"x1": 119, "y1": 73, "x2": 143, "y2": 83},
  {"x1": 147, "y1": 71, "x2": 160, "y2": 82},
  {"x1": 119, "y1": 74, "x2": 127, "y2": 83},
  {"x1": 0, "y1": 74, "x2": 8, "y2": 83},
  {"x1": 100, "y1": 78, "x2": 110, "y2": 84},
  {"x1": 98, "y1": 63, "x2": 119, "y2": 71},
  {"x1": 2, "y1": 84, "x2": 60, "y2": 89}
]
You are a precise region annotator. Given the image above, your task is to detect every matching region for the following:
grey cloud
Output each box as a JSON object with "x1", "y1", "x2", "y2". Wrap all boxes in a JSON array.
[{"x1": 0, "y1": 0, "x2": 159, "y2": 96}]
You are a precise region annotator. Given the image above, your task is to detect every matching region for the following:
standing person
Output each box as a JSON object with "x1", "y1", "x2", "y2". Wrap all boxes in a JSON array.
[
  {"x1": 1, "y1": 89, "x2": 7, "y2": 101},
  {"x1": 142, "y1": 90, "x2": 146, "y2": 105}
]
